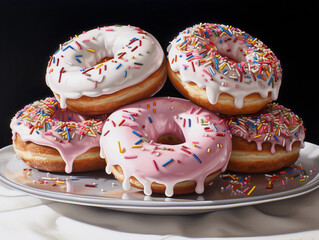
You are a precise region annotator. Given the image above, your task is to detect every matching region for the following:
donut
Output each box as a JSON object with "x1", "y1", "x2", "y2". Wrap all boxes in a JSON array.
[
  {"x1": 10, "y1": 97, "x2": 106, "y2": 173},
  {"x1": 222, "y1": 103, "x2": 305, "y2": 173},
  {"x1": 46, "y1": 25, "x2": 167, "y2": 115},
  {"x1": 167, "y1": 23, "x2": 282, "y2": 115},
  {"x1": 100, "y1": 97, "x2": 232, "y2": 197}
]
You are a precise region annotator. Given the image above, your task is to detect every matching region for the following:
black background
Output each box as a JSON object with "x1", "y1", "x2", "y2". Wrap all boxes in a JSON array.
[{"x1": 0, "y1": 0, "x2": 318, "y2": 147}]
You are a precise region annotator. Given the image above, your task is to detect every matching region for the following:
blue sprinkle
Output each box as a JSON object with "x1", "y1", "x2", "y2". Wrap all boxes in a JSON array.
[
  {"x1": 274, "y1": 136, "x2": 279, "y2": 142},
  {"x1": 162, "y1": 158, "x2": 174, "y2": 167},
  {"x1": 211, "y1": 123, "x2": 218, "y2": 132},
  {"x1": 75, "y1": 55, "x2": 83, "y2": 57},
  {"x1": 132, "y1": 130, "x2": 142, "y2": 137},
  {"x1": 148, "y1": 116, "x2": 153, "y2": 123},
  {"x1": 116, "y1": 63, "x2": 122, "y2": 69},
  {"x1": 214, "y1": 57, "x2": 219, "y2": 70},
  {"x1": 76, "y1": 58, "x2": 82, "y2": 63},
  {"x1": 124, "y1": 70, "x2": 127, "y2": 78},
  {"x1": 208, "y1": 66, "x2": 215, "y2": 76},
  {"x1": 186, "y1": 55, "x2": 194, "y2": 60},
  {"x1": 193, "y1": 154, "x2": 202, "y2": 164},
  {"x1": 68, "y1": 116, "x2": 72, "y2": 120},
  {"x1": 188, "y1": 118, "x2": 191, "y2": 127},
  {"x1": 129, "y1": 114, "x2": 135, "y2": 121},
  {"x1": 176, "y1": 38, "x2": 181, "y2": 42},
  {"x1": 135, "y1": 139, "x2": 143, "y2": 145},
  {"x1": 62, "y1": 45, "x2": 74, "y2": 51},
  {"x1": 295, "y1": 132, "x2": 299, "y2": 137}
]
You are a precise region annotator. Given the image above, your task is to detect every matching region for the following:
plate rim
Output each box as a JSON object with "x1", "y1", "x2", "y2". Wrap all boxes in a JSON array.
[{"x1": 1, "y1": 144, "x2": 319, "y2": 212}]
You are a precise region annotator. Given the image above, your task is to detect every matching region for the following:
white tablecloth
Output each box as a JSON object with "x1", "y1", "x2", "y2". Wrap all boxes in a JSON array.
[{"x1": 1, "y1": 143, "x2": 319, "y2": 239}]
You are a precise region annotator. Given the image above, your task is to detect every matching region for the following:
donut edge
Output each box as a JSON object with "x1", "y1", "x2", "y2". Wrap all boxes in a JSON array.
[
  {"x1": 227, "y1": 136, "x2": 301, "y2": 173},
  {"x1": 54, "y1": 58, "x2": 168, "y2": 115},
  {"x1": 13, "y1": 134, "x2": 106, "y2": 173},
  {"x1": 167, "y1": 62, "x2": 272, "y2": 115}
]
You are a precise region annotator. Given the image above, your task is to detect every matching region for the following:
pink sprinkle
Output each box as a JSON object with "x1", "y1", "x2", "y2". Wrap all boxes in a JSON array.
[
  {"x1": 218, "y1": 119, "x2": 224, "y2": 124},
  {"x1": 44, "y1": 131, "x2": 52, "y2": 135},
  {"x1": 243, "y1": 187, "x2": 250, "y2": 193},
  {"x1": 153, "y1": 160, "x2": 158, "y2": 171},
  {"x1": 133, "y1": 66, "x2": 140, "y2": 69},
  {"x1": 105, "y1": 28, "x2": 114, "y2": 31},
  {"x1": 124, "y1": 155, "x2": 137, "y2": 159},
  {"x1": 122, "y1": 115, "x2": 130, "y2": 119},
  {"x1": 82, "y1": 39, "x2": 90, "y2": 43},
  {"x1": 195, "y1": 107, "x2": 202, "y2": 115},
  {"x1": 94, "y1": 82, "x2": 97, "y2": 89},
  {"x1": 149, "y1": 140, "x2": 154, "y2": 145},
  {"x1": 189, "y1": 107, "x2": 194, "y2": 114},
  {"x1": 282, "y1": 180, "x2": 285, "y2": 186}
]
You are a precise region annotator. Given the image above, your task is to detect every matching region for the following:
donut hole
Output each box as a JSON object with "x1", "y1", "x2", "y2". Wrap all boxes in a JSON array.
[
  {"x1": 96, "y1": 56, "x2": 112, "y2": 65},
  {"x1": 156, "y1": 133, "x2": 185, "y2": 145},
  {"x1": 213, "y1": 36, "x2": 247, "y2": 63}
]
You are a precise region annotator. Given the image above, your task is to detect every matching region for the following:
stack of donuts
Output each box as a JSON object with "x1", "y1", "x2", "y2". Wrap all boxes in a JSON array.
[{"x1": 10, "y1": 23, "x2": 305, "y2": 197}]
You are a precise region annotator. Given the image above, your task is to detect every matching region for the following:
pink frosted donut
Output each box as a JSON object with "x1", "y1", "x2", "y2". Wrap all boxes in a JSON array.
[
  {"x1": 10, "y1": 97, "x2": 106, "y2": 173},
  {"x1": 100, "y1": 97, "x2": 232, "y2": 197},
  {"x1": 222, "y1": 102, "x2": 305, "y2": 173}
]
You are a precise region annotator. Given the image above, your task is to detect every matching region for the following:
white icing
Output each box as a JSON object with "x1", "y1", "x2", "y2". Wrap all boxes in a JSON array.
[
  {"x1": 167, "y1": 23, "x2": 282, "y2": 108},
  {"x1": 46, "y1": 25, "x2": 164, "y2": 109}
]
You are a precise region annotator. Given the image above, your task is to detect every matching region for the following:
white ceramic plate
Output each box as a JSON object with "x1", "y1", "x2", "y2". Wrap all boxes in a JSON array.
[{"x1": 1, "y1": 143, "x2": 319, "y2": 214}]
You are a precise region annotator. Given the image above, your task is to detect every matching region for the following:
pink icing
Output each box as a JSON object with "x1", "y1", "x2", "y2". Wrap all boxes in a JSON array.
[
  {"x1": 10, "y1": 97, "x2": 104, "y2": 173},
  {"x1": 222, "y1": 103, "x2": 305, "y2": 153},
  {"x1": 100, "y1": 97, "x2": 232, "y2": 197}
]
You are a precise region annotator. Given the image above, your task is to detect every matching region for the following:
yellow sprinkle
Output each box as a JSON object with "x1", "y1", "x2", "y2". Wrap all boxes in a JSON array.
[
  {"x1": 56, "y1": 181, "x2": 65, "y2": 184},
  {"x1": 87, "y1": 48, "x2": 96, "y2": 53},
  {"x1": 118, "y1": 141, "x2": 124, "y2": 153},
  {"x1": 207, "y1": 148, "x2": 211, "y2": 153},
  {"x1": 220, "y1": 62, "x2": 227, "y2": 70},
  {"x1": 89, "y1": 128, "x2": 96, "y2": 135},
  {"x1": 93, "y1": 122, "x2": 102, "y2": 126},
  {"x1": 95, "y1": 63, "x2": 103, "y2": 69},
  {"x1": 247, "y1": 186, "x2": 256, "y2": 196},
  {"x1": 227, "y1": 174, "x2": 238, "y2": 181},
  {"x1": 251, "y1": 38, "x2": 257, "y2": 44},
  {"x1": 253, "y1": 135, "x2": 262, "y2": 139},
  {"x1": 131, "y1": 145, "x2": 143, "y2": 148},
  {"x1": 257, "y1": 123, "x2": 262, "y2": 130},
  {"x1": 265, "y1": 70, "x2": 270, "y2": 76}
]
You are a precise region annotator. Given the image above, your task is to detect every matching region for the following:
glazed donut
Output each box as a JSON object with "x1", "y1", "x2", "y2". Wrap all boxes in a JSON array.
[
  {"x1": 167, "y1": 23, "x2": 282, "y2": 115},
  {"x1": 10, "y1": 97, "x2": 106, "y2": 173},
  {"x1": 100, "y1": 97, "x2": 232, "y2": 197},
  {"x1": 46, "y1": 25, "x2": 167, "y2": 115},
  {"x1": 222, "y1": 103, "x2": 305, "y2": 173}
]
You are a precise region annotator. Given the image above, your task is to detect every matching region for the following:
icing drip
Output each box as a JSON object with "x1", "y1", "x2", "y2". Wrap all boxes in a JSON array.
[
  {"x1": 222, "y1": 103, "x2": 305, "y2": 153},
  {"x1": 10, "y1": 97, "x2": 104, "y2": 173},
  {"x1": 167, "y1": 23, "x2": 282, "y2": 108},
  {"x1": 46, "y1": 25, "x2": 164, "y2": 109},
  {"x1": 100, "y1": 97, "x2": 232, "y2": 197}
]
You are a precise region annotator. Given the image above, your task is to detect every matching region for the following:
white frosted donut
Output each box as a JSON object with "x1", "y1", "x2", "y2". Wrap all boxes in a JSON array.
[
  {"x1": 100, "y1": 97, "x2": 232, "y2": 197},
  {"x1": 167, "y1": 23, "x2": 282, "y2": 115},
  {"x1": 46, "y1": 25, "x2": 166, "y2": 115}
]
